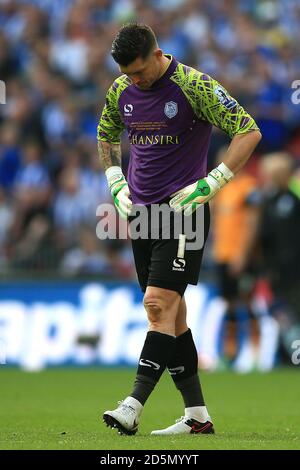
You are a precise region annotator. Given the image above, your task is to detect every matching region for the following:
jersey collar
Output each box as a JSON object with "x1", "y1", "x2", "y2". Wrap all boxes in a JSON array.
[{"x1": 150, "y1": 54, "x2": 178, "y2": 90}]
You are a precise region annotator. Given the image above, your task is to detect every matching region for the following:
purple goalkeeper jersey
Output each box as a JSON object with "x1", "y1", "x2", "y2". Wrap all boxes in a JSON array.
[{"x1": 98, "y1": 55, "x2": 258, "y2": 205}]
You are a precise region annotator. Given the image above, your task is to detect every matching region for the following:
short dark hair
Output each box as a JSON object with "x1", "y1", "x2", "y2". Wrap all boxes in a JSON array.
[{"x1": 111, "y1": 23, "x2": 157, "y2": 66}]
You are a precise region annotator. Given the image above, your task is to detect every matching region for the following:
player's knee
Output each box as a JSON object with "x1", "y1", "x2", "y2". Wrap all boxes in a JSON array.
[
  {"x1": 144, "y1": 294, "x2": 175, "y2": 327},
  {"x1": 144, "y1": 289, "x2": 180, "y2": 328},
  {"x1": 143, "y1": 295, "x2": 164, "y2": 324}
]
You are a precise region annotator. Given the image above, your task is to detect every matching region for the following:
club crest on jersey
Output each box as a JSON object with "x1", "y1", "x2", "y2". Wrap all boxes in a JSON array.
[
  {"x1": 164, "y1": 101, "x2": 178, "y2": 119},
  {"x1": 214, "y1": 86, "x2": 236, "y2": 109}
]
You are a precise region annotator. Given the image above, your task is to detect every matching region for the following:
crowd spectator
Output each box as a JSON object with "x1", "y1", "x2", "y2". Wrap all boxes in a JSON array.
[
  {"x1": 259, "y1": 152, "x2": 300, "y2": 324},
  {"x1": 211, "y1": 147, "x2": 261, "y2": 371}
]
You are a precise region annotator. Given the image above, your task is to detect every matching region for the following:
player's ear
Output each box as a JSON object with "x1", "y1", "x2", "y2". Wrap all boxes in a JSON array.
[{"x1": 153, "y1": 48, "x2": 163, "y2": 59}]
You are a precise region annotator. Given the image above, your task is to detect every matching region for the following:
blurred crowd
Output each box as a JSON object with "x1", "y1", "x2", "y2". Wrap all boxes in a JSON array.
[{"x1": 1, "y1": 0, "x2": 300, "y2": 364}]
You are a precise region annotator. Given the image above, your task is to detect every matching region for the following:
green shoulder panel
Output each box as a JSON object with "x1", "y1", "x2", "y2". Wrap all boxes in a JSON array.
[
  {"x1": 170, "y1": 63, "x2": 259, "y2": 139},
  {"x1": 97, "y1": 75, "x2": 131, "y2": 144}
]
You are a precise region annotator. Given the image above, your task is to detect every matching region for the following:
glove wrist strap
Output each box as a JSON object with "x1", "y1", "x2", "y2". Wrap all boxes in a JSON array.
[
  {"x1": 208, "y1": 162, "x2": 234, "y2": 189},
  {"x1": 218, "y1": 162, "x2": 234, "y2": 182},
  {"x1": 105, "y1": 166, "x2": 124, "y2": 188}
]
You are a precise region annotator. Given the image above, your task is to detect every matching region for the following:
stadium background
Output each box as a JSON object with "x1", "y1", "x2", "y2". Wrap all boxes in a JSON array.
[{"x1": 0, "y1": 0, "x2": 300, "y2": 450}]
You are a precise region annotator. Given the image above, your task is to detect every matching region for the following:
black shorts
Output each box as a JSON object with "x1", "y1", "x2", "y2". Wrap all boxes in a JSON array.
[{"x1": 129, "y1": 202, "x2": 210, "y2": 296}]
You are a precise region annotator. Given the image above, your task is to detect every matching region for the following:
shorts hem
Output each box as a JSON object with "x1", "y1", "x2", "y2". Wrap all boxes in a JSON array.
[{"x1": 146, "y1": 278, "x2": 189, "y2": 296}]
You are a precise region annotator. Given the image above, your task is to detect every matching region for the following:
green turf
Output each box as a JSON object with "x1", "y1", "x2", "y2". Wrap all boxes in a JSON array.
[{"x1": 0, "y1": 368, "x2": 299, "y2": 450}]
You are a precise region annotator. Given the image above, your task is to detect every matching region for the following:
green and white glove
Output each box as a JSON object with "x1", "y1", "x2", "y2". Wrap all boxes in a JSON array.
[
  {"x1": 169, "y1": 162, "x2": 234, "y2": 216},
  {"x1": 105, "y1": 166, "x2": 132, "y2": 219}
]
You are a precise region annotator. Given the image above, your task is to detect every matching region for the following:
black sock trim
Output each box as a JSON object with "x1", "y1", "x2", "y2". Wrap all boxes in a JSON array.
[
  {"x1": 135, "y1": 374, "x2": 157, "y2": 386},
  {"x1": 174, "y1": 373, "x2": 199, "y2": 389},
  {"x1": 175, "y1": 373, "x2": 205, "y2": 407}
]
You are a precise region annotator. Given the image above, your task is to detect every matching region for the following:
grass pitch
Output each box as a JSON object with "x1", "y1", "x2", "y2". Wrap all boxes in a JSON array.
[{"x1": 0, "y1": 368, "x2": 299, "y2": 450}]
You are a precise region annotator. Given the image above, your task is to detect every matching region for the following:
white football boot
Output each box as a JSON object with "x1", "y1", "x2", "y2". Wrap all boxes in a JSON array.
[
  {"x1": 103, "y1": 397, "x2": 143, "y2": 435},
  {"x1": 151, "y1": 412, "x2": 214, "y2": 436}
]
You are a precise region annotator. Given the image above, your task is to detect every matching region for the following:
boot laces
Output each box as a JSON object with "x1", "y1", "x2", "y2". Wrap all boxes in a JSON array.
[
  {"x1": 117, "y1": 400, "x2": 136, "y2": 417},
  {"x1": 175, "y1": 416, "x2": 185, "y2": 424}
]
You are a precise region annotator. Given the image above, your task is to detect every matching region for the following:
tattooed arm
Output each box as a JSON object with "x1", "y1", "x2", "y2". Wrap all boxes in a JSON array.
[
  {"x1": 97, "y1": 78, "x2": 129, "y2": 170},
  {"x1": 97, "y1": 141, "x2": 131, "y2": 219},
  {"x1": 97, "y1": 141, "x2": 122, "y2": 171},
  {"x1": 97, "y1": 79, "x2": 132, "y2": 218}
]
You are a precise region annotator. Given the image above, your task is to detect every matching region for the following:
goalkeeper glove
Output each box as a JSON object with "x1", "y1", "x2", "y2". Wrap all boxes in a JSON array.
[
  {"x1": 169, "y1": 162, "x2": 234, "y2": 216},
  {"x1": 105, "y1": 166, "x2": 132, "y2": 219}
]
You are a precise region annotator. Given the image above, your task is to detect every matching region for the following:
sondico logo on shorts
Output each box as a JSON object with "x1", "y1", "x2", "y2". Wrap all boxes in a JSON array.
[
  {"x1": 124, "y1": 104, "x2": 133, "y2": 116},
  {"x1": 172, "y1": 258, "x2": 186, "y2": 272}
]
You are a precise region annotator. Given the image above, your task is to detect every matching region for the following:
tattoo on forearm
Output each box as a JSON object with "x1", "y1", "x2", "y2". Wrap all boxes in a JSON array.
[{"x1": 98, "y1": 141, "x2": 122, "y2": 170}]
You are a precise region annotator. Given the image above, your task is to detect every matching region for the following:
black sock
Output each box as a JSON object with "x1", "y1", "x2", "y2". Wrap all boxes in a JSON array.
[
  {"x1": 131, "y1": 331, "x2": 176, "y2": 405},
  {"x1": 167, "y1": 328, "x2": 205, "y2": 407}
]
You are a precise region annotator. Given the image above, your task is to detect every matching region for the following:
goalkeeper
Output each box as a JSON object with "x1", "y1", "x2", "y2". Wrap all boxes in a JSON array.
[{"x1": 97, "y1": 23, "x2": 261, "y2": 436}]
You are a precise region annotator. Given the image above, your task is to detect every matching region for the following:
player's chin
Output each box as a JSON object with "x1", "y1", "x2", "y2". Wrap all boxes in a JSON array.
[{"x1": 137, "y1": 83, "x2": 151, "y2": 89}]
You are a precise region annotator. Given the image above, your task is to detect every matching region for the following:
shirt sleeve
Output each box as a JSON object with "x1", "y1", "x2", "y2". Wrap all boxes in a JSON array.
[
  {"x1": 194, "y1": 73, "x2": 259, "y2": 138},
  {"x1": 97, "y1": 82, "x2": 125, "y2": 144}
]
